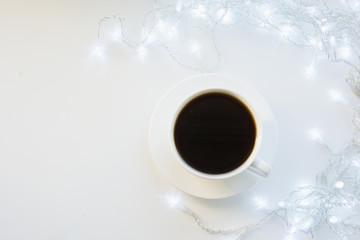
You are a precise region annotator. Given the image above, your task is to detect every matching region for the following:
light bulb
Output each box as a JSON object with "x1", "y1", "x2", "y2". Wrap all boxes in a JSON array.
[
  {"x1": 307, "y1": 6, "x2": 316, "y2": 15},
  {"x1": 217, "y1": 8, "x2": 226, "y2": 18},
  {"x1": 329, "y1": 90, "x2": 343, "y2": 101},
  {"x1": 340, "y1": 47, "x2": 351, "y2": 59},
  {"x1": 254, "y1": 196, "x2": 267, "y2": 209},
  {"x1": 190, "y1": 43, "x2": 200, "y2": 53},
  {"x1": 317, "y1": 41, "x2": 324, "y2": 50},
  {"x1": 309, "y1": 129, "x2": 321, "y2": 141},
  {"x1": 301, "y1": 220, "x2": 313, "y2": 230},
  {"x1": 281, "y1": 25, "x2": 292, "y2": 37},
  {"x1": 263, "y1": 8, "x2": 272, "y2": 17},
  {"x1": 309, "y1": 38, "x2": 317, "y2": 45},
  {"x1": 156, "y1": 20, "x2": 165, "y2": 31},
  {"x1": 305, "y1": 65, "x2": 315, "y2": 79},
  {"x1": 289, "y1": 226, "x2": 298, "y2": 234},
  {"x1": 221, "y1": 11, "x2": 232, "y2": 24},
  {"x1": 112, "y1": 30, "x2": 121, "y2": 41},
  {"x1": 285, "y1": 234, "x2": 295, "y2": 240},
  {"x1": 329, "y1": 36, "x2": 336, "y2": 46},
  {"x1": 329, "y1": 216, "x2": 339, "y2": 223},
  {"x1": 321, "y1": 25, "x2": 329, "y2": 32},
  {"x1": 146, "y1": 32, "x2": 156, "y2": 44},
  {"x1": 192, "y1": 4, "x2": 206, "y2": 18},
  {"x1": 164, "y1": 192, "x2": 182, "y2": 209},
  {"x1": 137, "y1": 46, "x2": 147, "y2": 60},
  {"x1": 91, "y1": 42, "x2": 105, "y2": 57},
  {"x1": 352, "y1": 160, "x2": 360, "y2": 167},
  {"x1": 176, "y1": 2, "x2": 182, "y2": 12},
  {"x1": 197, "y1": 4, "x2": 205, "y2": 12},
  {"x1": 299, "y1": 199, "x2": 310, "y2": 206},
  {"x1": 335, "y1": 181, "x2": 344, "y2": 189}
]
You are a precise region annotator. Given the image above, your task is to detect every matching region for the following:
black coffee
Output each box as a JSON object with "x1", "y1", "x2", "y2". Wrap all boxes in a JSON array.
[{"x1": 174, "y1": 92, "x2": 256, "y2": 175}]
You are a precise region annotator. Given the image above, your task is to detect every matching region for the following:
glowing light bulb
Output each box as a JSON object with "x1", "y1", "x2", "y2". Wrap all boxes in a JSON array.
[
  {"x1": 221, "y1": 11, "x2": 232, "y2": 24},
  {"x1": 309, "y1": 129, "x2": 322, "y2": 141},
  {"x1": 146, "y1": 32, "x2": 156, "y2": 44},
  {"x1": 176, "y1": 2, "x2": 182, "y2": 12},
  {"x1": 329, "y1": 36, "x2": 336, "y2": 46},
  {"x1": 305, "y1": 65, "x2": 315, "y2": 79},
  {"x1": 112, "y1": 30, "x2": 121, "y2": 41},
  {"x1": 335, "y1": 181, "x2": 344, "y2": 189},
  {"x1": 321, "y1": 25, "x2": 329, "y2": 32},
  {"x1": 263, "y1": 8, "x2": 272, "y2": 17},
  {"x1": 92, "y1": 42, "x2": 104, "y2": 57},
  {"x1": 167, "y1": 25, "x2": 177, "y2": 39},
  {"x1": 299, "y1": 199, "x2": 310, "y2": 206},
  {"x1": 352, "y1": 160, "x2": 360, "y2": 167},
  {"x1": 307, "y1": 7, "x2": 316, "y2": 15},
  {"x1": 309, "y1": 38, "x2": 318, "y2": 46},
  {"x1": 342, "y1": 199, "x2": 355, "y2": 208},
  {"x1": 217, "y1": 8, "x2": 226, "y2": 18},
  {"x1": 329, "y1": 216, "x2": 339, "y2": 223},
  {"x1": 285, "y1": 234, "x2": 295, "y2": 240},
  {"x1": 156, "y1": 20, "x2": 165, "y2": 31},
  {"x1": 137, "y1": 46, "x2": 147, "y2": 60},
  {"x1": 354, "y1": 1, "x2": 360, "y2": 11},
  {"x1": 165, "y1": 193, "x2": 181, "y2": 208},
  {"x1": 281, "y1": 25, "x2": 292, "y2": 37},
  {"x1": 289, "y1": 226, "x2": 298, "y2": 234},
  {"x1": 190, "y1": 43, "x2": 200, "y2": 53},
  {"x1": 329, "y1": 90, "x2": 343, "y2": 101},
  {"x1": 254, "y1": 197, "x2": 267, "y2": 209},
  {"x1": 340, "y1": 47, "x2": 351, "y2": 59},
  {"x1": 317, "y1": 41, "x2": 324, "y2": 50},
  {"x1": 167, "y1": 196, "x2": 180, "y2": 208},
  {"x1": 301, "y1": 220, "x2": 312, "y2": 230},
  {"x1": 197, "y1": 4, "x2": 206, "y2": 12},
  {"x1": 192, "y1": 4, "x2": 206, "y2": 17},
  {"x1": 299, "y1": 187, "x2": 312, "y2": 195}
]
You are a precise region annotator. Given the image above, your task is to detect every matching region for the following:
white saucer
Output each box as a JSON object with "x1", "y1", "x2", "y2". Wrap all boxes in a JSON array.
[{"x1": 148, "y1": 74, "x2": 278, "y2": 199}]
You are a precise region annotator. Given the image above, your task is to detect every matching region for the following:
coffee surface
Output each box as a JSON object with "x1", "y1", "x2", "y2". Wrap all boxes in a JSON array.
[{"x1": 174, "y1": 92, "x2": 256, "y2": 174}]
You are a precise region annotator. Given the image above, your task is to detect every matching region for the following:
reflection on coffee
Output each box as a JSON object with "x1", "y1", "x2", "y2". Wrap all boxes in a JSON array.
[{"x1": 174, "y1": 92, "x2": 256, "y2": 174}]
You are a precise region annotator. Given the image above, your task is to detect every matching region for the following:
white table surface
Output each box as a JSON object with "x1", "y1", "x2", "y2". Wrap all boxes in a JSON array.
[{"x1": 0, "y1": 1, "x2": 357, "y2": 239}]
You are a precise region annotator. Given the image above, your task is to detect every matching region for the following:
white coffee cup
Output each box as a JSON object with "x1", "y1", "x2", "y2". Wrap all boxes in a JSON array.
[
  {"x1": 149, "y1": 74, "x2": 277, "y2": 198},
  {"x1": 168, "y1": 87, "x2": 272, "y2": 180}
]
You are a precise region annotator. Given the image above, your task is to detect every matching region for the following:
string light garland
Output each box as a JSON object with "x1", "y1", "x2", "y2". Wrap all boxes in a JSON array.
[
  {"x1": 166, "y1": 115, "x2": 360, "y2": 239},
  {"x1": 96, "y1": 0, "x2": 360, "y2": 239},
  {"x1": 96, "y1": 0, "x2": 360, "y2": 75}
]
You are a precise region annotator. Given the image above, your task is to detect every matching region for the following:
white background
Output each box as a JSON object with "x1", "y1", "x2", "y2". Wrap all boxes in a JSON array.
[{"x1": 0, "y1": 0, "x2": 358, "y2": 239}]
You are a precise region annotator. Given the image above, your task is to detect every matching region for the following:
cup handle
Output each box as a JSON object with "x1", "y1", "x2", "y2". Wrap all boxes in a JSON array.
[{"x1": 248, "y1": 159, "x2": 272, "y2": 177}]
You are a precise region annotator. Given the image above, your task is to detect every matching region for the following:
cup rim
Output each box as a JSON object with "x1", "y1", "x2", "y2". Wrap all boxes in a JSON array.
[{"x1": 169, "y1": 88, "x2": 263, "y2": 180}]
